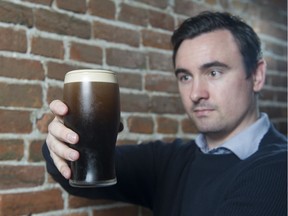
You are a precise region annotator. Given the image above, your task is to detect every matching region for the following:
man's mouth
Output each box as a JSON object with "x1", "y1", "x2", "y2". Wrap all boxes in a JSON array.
[
  {"x1": 194, "y1": 108, "x2": 212, "y2": 113},
  {"x1": 193, "y1": 106, "x2": 215, "y2": 117}
]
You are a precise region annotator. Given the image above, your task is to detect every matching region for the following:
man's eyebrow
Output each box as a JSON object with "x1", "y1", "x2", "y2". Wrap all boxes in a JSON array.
[
  {"x1": 174, "y1": 68, "x2": 190, "y2": 76},
  {"x1": 174, "y1": 61, "x2": 229, "y2": 76},
  {"x1": 200, "y1": 61, "x2": 230, "y2": 70}
]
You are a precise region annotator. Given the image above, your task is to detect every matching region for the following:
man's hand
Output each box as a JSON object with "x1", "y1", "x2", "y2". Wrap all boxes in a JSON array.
[{"x1": 46, "y1": 100, "x2": 79, "y2": 179}]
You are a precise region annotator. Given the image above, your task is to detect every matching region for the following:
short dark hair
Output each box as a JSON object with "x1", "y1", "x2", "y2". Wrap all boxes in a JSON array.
[{"x1": 171, "y1": 11, "x2": 262, "y2": 78}]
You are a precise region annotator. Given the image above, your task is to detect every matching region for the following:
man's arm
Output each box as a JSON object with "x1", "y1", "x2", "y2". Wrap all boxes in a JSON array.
[{"x1": 215, "y1": 151, "x2": 287, "y2": 216}]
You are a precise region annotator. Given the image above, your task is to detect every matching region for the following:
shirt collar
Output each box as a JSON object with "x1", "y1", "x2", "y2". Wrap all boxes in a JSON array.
[{"x1": 195, "y1": 113, "x2": 270, "y2": 160}]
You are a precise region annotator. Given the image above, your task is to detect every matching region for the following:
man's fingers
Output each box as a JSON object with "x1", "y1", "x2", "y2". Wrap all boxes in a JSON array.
[
  {"x1": 49, "y1": 100, "x2": 68, "y2": 116},
  {"x1": 46, "y1": 134, "x2": 79, "y2": 179},
  {"x1": 46, "y1": 134, "x2": 79, "y2": 162},
  {"x1": 48, "y1": 119, "x2": 79, "y2": 144},
  {"x1": 50, "y1": 151, "x2": 72, "y2": 179},
  {"x1": 46, "y1": 99, "x2": 80, "y2": 179}
]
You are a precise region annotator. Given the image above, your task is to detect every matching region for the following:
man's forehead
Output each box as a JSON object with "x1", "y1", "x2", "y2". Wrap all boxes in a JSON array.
[{"x1": 175, "y1": 30, "x2": 240, "y2": 62}]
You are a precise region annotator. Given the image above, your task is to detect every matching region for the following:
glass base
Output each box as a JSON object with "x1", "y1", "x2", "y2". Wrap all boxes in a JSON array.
[{"x1": 69, "y1": 178, "x2": 117, "y2": 188}]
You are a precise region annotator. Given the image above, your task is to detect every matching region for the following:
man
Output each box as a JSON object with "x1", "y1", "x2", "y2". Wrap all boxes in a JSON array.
[{"x1": 43, "y1": 11, "x2": 287, "y2": 215}]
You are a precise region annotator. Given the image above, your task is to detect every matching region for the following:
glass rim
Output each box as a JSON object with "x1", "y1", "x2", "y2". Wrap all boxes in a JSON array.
[{"x1": 64, "y1": 69, "x2": 117, "y2": 84}]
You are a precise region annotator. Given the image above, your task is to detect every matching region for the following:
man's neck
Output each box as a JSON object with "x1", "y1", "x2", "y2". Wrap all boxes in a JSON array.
[{"x1": 205, "y1": 114, "x2": 260, "y2": 149}]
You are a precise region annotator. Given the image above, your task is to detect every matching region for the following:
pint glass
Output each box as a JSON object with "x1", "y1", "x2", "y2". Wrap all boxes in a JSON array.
[{"x1": 63, "y1": 69, "x2": 120, "y2": 187}]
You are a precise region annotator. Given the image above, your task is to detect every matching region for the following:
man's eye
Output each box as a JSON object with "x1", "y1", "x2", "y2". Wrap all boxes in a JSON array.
[
  {"x1": 209, "y1": 70, "x2": 221, "y2": 77},
  {"x1": 178, "y1": 74, "x2": 191, "y2": 82}
]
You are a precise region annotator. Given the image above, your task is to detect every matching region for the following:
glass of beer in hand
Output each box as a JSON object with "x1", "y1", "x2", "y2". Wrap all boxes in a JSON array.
[{"x1": 63, "y1": 69, "x2": 120, "y2": 187}]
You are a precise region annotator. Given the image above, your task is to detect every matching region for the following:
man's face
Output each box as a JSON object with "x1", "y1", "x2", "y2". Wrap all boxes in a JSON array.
[{"x1": 175, "y1": 30, "x2": 264, "y2": 145}]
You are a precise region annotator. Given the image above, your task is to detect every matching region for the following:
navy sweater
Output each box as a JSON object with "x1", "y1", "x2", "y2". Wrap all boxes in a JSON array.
[{"x1": 43, "y1": 125, "x2": 287, "y2": 216}]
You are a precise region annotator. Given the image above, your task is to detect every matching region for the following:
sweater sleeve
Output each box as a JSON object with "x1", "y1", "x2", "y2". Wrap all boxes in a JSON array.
[
  {"x1": 215, "y1": 150, "x2": 287, "y2": 216},
  {"x1": 42, "y1": 141, "x2": 158, "y2": 208}
]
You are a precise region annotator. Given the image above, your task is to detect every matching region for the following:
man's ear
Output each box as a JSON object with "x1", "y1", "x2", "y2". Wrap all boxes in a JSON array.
[{"x1": 253, "y1": 59, "x2": 266, "y2": 92}]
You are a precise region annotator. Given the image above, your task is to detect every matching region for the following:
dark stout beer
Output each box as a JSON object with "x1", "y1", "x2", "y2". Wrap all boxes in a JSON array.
[{"x1": 63, "y1": 70, "x2": 120, "y2": 187}]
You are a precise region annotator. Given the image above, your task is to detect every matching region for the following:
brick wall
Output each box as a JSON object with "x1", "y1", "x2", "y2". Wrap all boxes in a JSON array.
[{"x1": 0, "y1": 0, "x2": 286, "y2": 215}]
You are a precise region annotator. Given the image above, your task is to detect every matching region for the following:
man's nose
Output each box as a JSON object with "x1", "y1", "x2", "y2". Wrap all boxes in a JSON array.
[{"x1": 189, "y1": 79, "x2": 209, "y2": 103}]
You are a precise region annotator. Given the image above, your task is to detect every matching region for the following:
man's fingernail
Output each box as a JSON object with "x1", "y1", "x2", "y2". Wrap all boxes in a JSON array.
[
  {"x1": 69, "y1": 152, "x2": 77, "y2": 160},
  {"x1": 62, "y1": 170, "x2": 69, "y2": 179},
  {"x1": 67, "y1": 133, "x2": 77, "y2": 143}
]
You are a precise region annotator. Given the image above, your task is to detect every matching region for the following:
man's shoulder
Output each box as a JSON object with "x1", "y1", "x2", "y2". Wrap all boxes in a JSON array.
[
  {"x1": 260, "y1": 123, "x2": 287, "y2": 146},
  {"x1": 238, "y1": 141, "x2": 287, "y2": 175},
  {"x1": 253, "y1": 123, "x2": 287, "y2": 161}
]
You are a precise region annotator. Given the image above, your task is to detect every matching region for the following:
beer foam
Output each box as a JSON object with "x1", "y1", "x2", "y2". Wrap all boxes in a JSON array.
[{"x1": 64, "y1": 69, "x2": 117, "y2": 83}]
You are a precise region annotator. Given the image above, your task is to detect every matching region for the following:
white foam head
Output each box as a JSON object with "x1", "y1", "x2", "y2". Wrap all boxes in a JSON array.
[{"x1": 64, "y1": 69, "x2": 117, "y2": 83}]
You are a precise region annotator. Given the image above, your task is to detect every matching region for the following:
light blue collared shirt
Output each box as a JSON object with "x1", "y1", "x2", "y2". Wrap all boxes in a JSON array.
[{"x1": 195, "y1": 113, "x2": 270, "y2": 160}]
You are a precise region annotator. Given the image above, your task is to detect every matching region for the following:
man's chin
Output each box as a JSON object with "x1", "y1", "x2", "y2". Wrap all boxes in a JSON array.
[{"x1": 194, "y1": 122, "x2": 219, "y2": 134}]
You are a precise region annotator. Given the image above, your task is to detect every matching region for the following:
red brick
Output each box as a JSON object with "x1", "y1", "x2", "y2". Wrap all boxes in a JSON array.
[
  {"x1": 265, "y1": 42, "x2": 287, "y2": 56},
  {"x1": 56, "y1": 0, "x2": 86, "y2": 13},
  {"x1": 93, "y1": 205, "x2": 139, "y2": 216},
  {"x1": 0, "y1": 109, "x2": 32, "y2": 133},
  {"x1": 47, "y1": 61, "x2": 80, "y2": 81},
  {"x1": 276, "y1": 60, "x2": 287, "y2": 72},
  {"x1": 88, "y1": 0, "x2": 115, "y2": 19},
  {"x1": 176, "y1": 17, "x2": 186, "y2": 28},
  {"x1": 157, "y1": 117, "x2": 178, "y2": 134},
  {"x1": 0, "y1": 189, "x2": 63, "y2": 215},
  {"x1": 34, "y1": 8, "x2": 91, "y2": 39},
  {"x1": 260, "y1": 106, "x2": 287, "y2": 120},
  {"x1": 0, "y1": 56, "x2": 45, "y2": 80},
  {"x1": 70, "y1": 42, "x2": 102, "y2": 64},
  {"x1": 69, "y1": 195, "x2": 114, "y2": 208},
  {"x1": 31, "y1": 36, "x2": 64, "y2": 59},
  {"x1": 145, "y1": 74, "x2": 178, "y2": 93},
  {"x1": 0, "y1": 165, "x2": 45, "y2": 189},
  {"x1": 128, "y1": 116, "x2": 154, "y2": 134},
  {"x1": 276, "y1": 90, "x2": 287, "y2": 103},
  {"x1": 116, "y1": 139, "x2": 138, "y2": 145},
  {"x1": 93, "y1": 21, "x2": 140, "y2": 47},
  {"x1": 206, "y1": 0, "x2": 217, "y2": 5},
  {"x1": 151, "y1": 95, "x2": 185, "y2": 114},
  {"x1": 264, "y1": 56, "x2": 276, "y2": 70},
  {"x1": 0, "y1": 1, "x2": 33, "y2": 27},
  {"x1": 0, "y1": 83, "x2": 42, "y2": 108},
  {"x1": 29, "y1": 140, "x2": 45, "y2": 162},
  {"x1": 255, "y1": 0, "x2": 286, "y2": 10},
  {"x1": 47, "y1": 86, "x2": 63, "y2": 103},
  {"x1": 265, "y1": 56, "x2": 287, "y2": 72},
  {"x1": 106, "y1": 48, "x2": 146, "y2": 69},
  {"x1": 36, "y1": 112, "x2": 54, "y2": 133},
  {"x1": 0, "y1": 139, "x2": 24, "y2": 161},
  {"x1": 148, "y1": 51, "x2": 173, "y2": 71},
  {"x1": 48, "y1": 173, "x2": 57, "y2": 184},
  {"x1": 117, "y1": 72, "x2": 142, "y2": 90},
  {"x1": 252, "y1": 19, "x2": 287, "y2": 41},
  {"x1": 268, "y1": 74, "x2": 287, "y2": 88},
  {"x1": 261, "y1": 89, "x2": 275, "y2": 101},
  {"x1": 174, "y1": 0, "x2": 208, "y2": 17},
  {"x1": 258, "y1": 4, "x2": 286, "y2": 25},
  {"x1": 149, "y1": 10, "x2": 174, "y2": 31},
  {"x1": 0, "y1": 27, "x2": 27, "y2": 52},
  {"x1": 120, "y1": 92, "x2": 150, "y2": 112},
  {"x1": 162, "y1": 136, "x2": 178, "y2": 143},
  {"x1": 142, "y1": 29, "x2": 171, "y2": 50},
  {"x1": 181, "y1": 118, "x2": 198, "y2": 134},
  {"x1": 119, "y1": 4, "x2": 149, "y2": 26}
]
